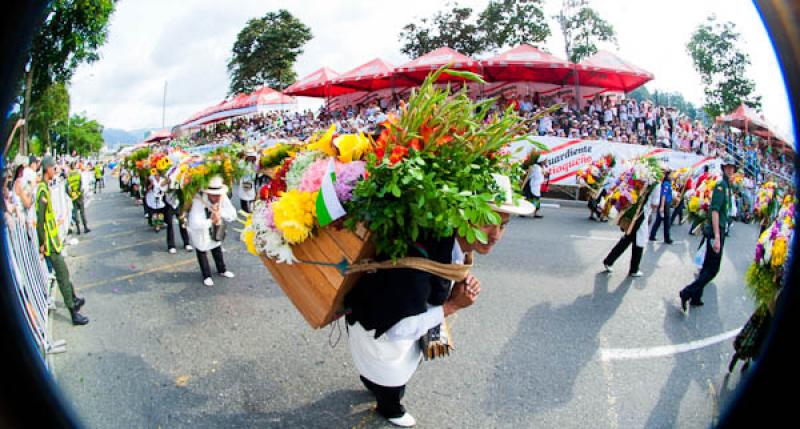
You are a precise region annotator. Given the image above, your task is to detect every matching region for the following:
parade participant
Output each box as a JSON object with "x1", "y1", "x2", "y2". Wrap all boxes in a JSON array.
[
  {"x1": 602, "y1": 181, "x2": 661, "y2": 277},
  {"x1": 679, "y1": 156, "x2": 737, "y2": 311},
  {"x1": 187, "y1": 176, "x2": 236, "y2": 286},
  {"x1": 130, "y1": 170, "x2": 141, "y2": 201},
  {"x1": 164, "y1": 182, "x2": 192, "y2": 254},
  {"x1": 36, "y1": 156, "x2": 89, "y2": 325},
  {"x1": 670, "y1": 173, "x2": 692, "y2": 226},
  {"x1": 145, "y1": 170, "x2": 167, "y2": 231},
  {"x1": 93, "y1": 162, "x2": 104, "y2": 193},
  {"x1": 649, "y1": 168, "x2": 674, "y2": 244},
  {"x1": 528, "y1": 158, "x2": 546, "y2": 218},
  {"x1": 238, "y1": 148, "x2": 258, "y2": 213},
  {"x1": 344, "y1": 175, "x2": 534, "y2": 427},
  {"x1": 66, "y1": 161, "x2": 90, "y2": 234}
]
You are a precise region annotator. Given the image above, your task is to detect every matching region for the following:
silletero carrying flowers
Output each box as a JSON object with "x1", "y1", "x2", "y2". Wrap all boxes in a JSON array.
[
  {"x1": 576, "y1": 153, "x2": 616, "y2": 197},
  {"x1": 600, "y1": 157, "x2": 664, "y2": 231},
  {"x1": 746, "y1": 195, "x2": 795, "y2": 311},
  {"x1": 242, "y1": 66, "x2": 533, "y2": 328}
]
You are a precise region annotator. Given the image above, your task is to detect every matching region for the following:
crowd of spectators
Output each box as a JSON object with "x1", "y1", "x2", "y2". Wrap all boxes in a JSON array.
[{"x1": 181, "y1": 92, "x2": 793, "y2": 184}]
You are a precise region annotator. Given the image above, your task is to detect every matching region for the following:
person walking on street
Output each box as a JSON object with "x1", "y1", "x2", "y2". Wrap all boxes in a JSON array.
[
  {"x1": 145, "y1": 170, "x2": 167, "y2": 231},
  {"x1": 238, "y1": 149, "x2": 258, "y2": 213},
  {"x1": 165, "y1": 186, "x2": 192, "y2": 254},
  {"x1": 187, "y1": 176, "x2": 236, "y2": 287},
  {"x1": 66, "y1": 161, "x2": 90, "y2": 235},
  {"x1": 93, "y1": 162, "x2": 104, "y2": 193},
  {"x1": 603, "y1": 184, "x2": 661, "y2": 277},
  {"x1": 679, "y1": 157, "x2": 737, "y2": 311},
  {"x1": 37, "y1": 156, "x2": 89, "y2": 325},
  {"x1": 670, "y1": 173, "x2": 692, "y2": 226},
  {"x1": 528, "y1": 159, "x2": 546, "y2": 218},
  {"x1": 649, "y1": 169, "x2": 674, "y2": 244}
]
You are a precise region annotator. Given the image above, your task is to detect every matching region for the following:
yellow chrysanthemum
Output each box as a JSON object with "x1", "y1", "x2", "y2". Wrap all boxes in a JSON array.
[
  {"x1": 306, "y1": 124, "x2": 337, "y2": 156},
  {"x1": 688, "y1": 196, "x2": 700, "y2": 212},
  {"x1": 772, "y1": 237, "x2": 787, "y2": 268},
  {"x1": 334, "y1": 133, "x2": 371, "y2": 162},
  {"x1": 272, "y1": 190, "x2": 318, "y2": 244}
]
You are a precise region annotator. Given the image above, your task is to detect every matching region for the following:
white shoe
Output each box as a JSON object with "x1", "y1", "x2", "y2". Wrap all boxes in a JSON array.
[
  {"x1": 219, "y1": 271, "x2": 235, "y2": 279},
  {"x1": 388, "y1": 413, "x2": 416, "y2": 427},
  {"x1": 169, "y1": 248, "x2": 177, "y2": 254},
  {"x1": 603, "y1": 264, "x2": 614, "y2": 273},
  {"x1": 203, "y1": 277, "x2": 214, "y2": 287},
  {"x1": 629, "y1": 270, "x2": 644, "y2": 277},
  {"x1": 185, "y1": 244, "x2": 193, "y2": 251}
]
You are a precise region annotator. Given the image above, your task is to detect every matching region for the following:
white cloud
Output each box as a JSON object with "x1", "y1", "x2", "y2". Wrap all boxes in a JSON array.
[{"x1": 69, "y1": 0, "x2": 793, "y2": 142}]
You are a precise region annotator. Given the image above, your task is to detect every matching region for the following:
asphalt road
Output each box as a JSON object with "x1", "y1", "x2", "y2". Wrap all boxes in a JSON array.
[{"x1": 51, "y1": 181, "x2": 758, "y2": 429}]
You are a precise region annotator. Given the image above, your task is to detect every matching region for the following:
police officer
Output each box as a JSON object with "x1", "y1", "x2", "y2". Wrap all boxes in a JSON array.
[
  {"x1": 94, "y1": 162, "x2": 104, "y2": 193},
  {"x1": 679, "y1": 156, "x2": 737, "y2": 311},
  {"x1": 66, "y1": 161, "x2": 90, "y2": 234},
  {"x1": 37, "y1": 156, "x2": 89, "y2": 325}
]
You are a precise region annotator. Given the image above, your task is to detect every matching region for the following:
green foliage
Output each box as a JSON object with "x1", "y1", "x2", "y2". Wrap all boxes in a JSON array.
[
  {"x1": 557, "y1": 1, "x2": 617, "y2": 63},
  {"x1": 227, "y1": 10, "x2": 312, "y2": 94},
  {"x1": 345, "y1": 67, "x2": 527, "y2": 260},
  {"x1": 745, "y1": 262, "x2": 780, "y2": 310},
  {"x1": 686, "y1": 15, "x2": 762, "y2": 119},
  {"x1": 399, "y1": 1, "x2": 550, "y2": 58},
  {"x1": 52, "y1": 114, "x2": 104, "y2": 156},
  {"x1": 28, "y1": 82, "x2": 70, "y2": 151}
]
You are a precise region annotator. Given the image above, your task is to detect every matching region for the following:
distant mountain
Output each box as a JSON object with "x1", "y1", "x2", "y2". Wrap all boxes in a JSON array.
[{"x1": 102, "y1": 128, "x2": 158, "y2": 148}]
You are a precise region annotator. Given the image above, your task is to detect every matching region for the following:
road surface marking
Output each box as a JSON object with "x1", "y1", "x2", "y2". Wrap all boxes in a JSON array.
[
  {"x1": 541, "y1": 203, "x2": 560, "y2": 209},
  {"x1": 71, "y1": 238, "x2": 162, "y2": 260},
  {"x1": 599, "y1": 336, "x2": 620, "y2": 429},
  {"x1": 76, "y1": 259, "x2": 195, "y2": 291},
  {"x1": 570, "y1": 234, "x2": 619, "y2": 242},
  {"x1": 598, "y1": 328, "x2": 741, "y2": 362}
]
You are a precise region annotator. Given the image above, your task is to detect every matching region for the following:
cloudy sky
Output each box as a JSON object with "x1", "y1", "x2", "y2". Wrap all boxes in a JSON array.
[{"x1": 69, "y1": 0, "x2": 794, "y2": 141}]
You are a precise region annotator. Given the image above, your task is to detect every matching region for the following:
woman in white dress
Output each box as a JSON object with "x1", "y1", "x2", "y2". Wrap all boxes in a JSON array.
[{"x1": 187, "y1": 176, "x2": 236, "y2": 287}]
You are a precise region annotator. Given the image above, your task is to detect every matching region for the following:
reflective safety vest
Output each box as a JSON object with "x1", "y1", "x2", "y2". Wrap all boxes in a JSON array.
[
  {"x1": 36, "y1": 182, "x2": 63, "y2": 256},
  {"x1": 67, "y1": 171, "x2": 82, "y2": 200},
  {"x1": 94, "y1": 165, "x2": 102, "y2": 179}
]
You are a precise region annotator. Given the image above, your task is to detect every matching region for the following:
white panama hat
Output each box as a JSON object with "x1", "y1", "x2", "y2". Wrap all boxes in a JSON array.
[
  {"x1": 203, "y1": 176, "x2": 228, "y2": 196},
  {"x1": 488, "y1": 174, "x2": 536, "y2": 216}
]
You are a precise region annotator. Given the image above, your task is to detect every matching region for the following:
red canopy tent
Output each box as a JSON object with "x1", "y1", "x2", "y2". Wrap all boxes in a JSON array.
[
  {"x1": 395, "y1": 47, "x2": 480, "y2": 83},
  {"x1": 180, "y1": 87, "x2": 296, "y2": 130},
  {"x1": 481, "y1": 44, "x2": 573, "y2": 84},
  {"x1": 567, "y1": 50, "x2": 653, "y2": 92},
  {"x1": 718, "y1": 104, "x2": 794, "y2": 154},
  {"x1": 143, "y1": 129, "x2": 173, "y2": 143},
  {"x1": 284, "y1": 67, "x2": 355, "y2": 98},
  {"x1": 331, "y1": 58, "x2": 415, "y2": 92}
]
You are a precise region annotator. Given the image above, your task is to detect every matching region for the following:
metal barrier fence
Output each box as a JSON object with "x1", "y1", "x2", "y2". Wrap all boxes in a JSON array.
[{"x1": 2, "y1": 178, "x2": 79, "y2": 365}]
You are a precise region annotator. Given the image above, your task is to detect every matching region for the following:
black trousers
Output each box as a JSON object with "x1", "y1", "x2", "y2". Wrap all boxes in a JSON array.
[
  {"x1": 165, "y1": 205, "x2": 189, "y2": 249},
  {"x1": 649, "y1": 204, "x2": 672, "y2": 242},
  {"x1": 670, "y1": 199, "x2": 684, "y2": 225},
  {"x1": 196, "y1": 247, "x2": 226, "y2": 279},
  {"x1": 681, "y1": 236, "x2": 724, "y2": 302},
  {"x1": 360, "y1": 375, "x2": 405, "y2": 419},
  {"x1": 603, "y1": 215, "x2": 645, "y2": 274}
]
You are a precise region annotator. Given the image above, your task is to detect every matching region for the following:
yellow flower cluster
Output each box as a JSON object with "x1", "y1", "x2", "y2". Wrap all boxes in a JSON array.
[
  {"x1": 688, "y1": 195, "x2": 700, "y2": 212},
  {"x1": 334, "y1": 133, "x2": 371, "y2": 162},
  {"x1": 156, "y1": 157, "x2": 172, "y2": 171},
  {"x1": 306, "y1": 124, "x2": 337, "y2": 156},
  {"x1": 272, "y1": 190, "x2": 318, "y2": 243},
  {"x1": 772, "y1": 237, "x2": 788, "y2": 268}
]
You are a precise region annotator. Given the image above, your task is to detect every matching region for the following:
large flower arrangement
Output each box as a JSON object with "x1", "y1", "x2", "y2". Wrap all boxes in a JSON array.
[
  {"x1": 576, "y1": 153, "x2": 616, "y2": 195},
  {"x1": 685, "y1": 174, "x2": 720, "y2": 227},
  {"x1": 243, "y1": 67, "x2": 529, "y2": 263},
  {"x1": 670, "y1": 167, "x2": 692, "y2": 207},
  {"x1": 601, "y1": 157, "x2": 663, "y2": 224},
  {"x1": 754, "y1": 181, "x2": 778, "y2": 222},
  {"x1": 746, "y1": 197, "x2": 795, "y2": 308},
  {"x1": 170, "y1": 147, "x2": 244, "y2": 207}
]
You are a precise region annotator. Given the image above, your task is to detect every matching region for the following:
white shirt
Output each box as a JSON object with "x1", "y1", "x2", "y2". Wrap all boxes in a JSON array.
[
  {"x1": 529, "y1": 164, "x2": 545, "y2": 197},
  {"x1": 238, "y1": 161, "x2": 257, "y2": 201},
  {"x1": 187, "y1": 194, "x2": 237, "y2": 252},
  {"x1": 636, "y1": 186, "x2": 663, "y2": 247},
  {"x1": 348, "y1": 240, "x2": 465, "y2": 386}
]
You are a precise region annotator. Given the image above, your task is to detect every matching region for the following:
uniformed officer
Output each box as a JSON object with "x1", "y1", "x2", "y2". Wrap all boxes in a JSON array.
[
  {"x1": 94, "y1": 162, "x2": 104, "y2": 193},
  {"x1": 66, "y1": 161, "x2": 90, "y2": 234},
  {"x1": 679, "y1": 156, "x2": 737, "y2": 311},
  {"x1": 37, "y1": 156, "x2": 89, "y2": 325}
]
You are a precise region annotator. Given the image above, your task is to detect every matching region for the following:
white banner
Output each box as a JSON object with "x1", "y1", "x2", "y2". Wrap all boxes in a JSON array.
[{"x1": 510, "y1": 136, "x2": 719, "y2": 186}]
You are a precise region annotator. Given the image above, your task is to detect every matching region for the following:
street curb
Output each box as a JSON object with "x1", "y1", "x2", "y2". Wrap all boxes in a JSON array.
[{"x1": 542, "y1": 198, "x2": 586, "y2": 209}]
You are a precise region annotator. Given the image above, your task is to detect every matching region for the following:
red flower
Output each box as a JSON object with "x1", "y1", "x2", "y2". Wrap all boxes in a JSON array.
[
  {"x1": 409, "y1": 138, "x2": 423, "y2": 152},
  {"x1": 389, "y1": 146, "x2": 409, "y2": 166},
  {"x1": 435, "y1": 135, "x2": 453, "y2": 146},
  {"x1": 259, "y1": 184, "x2": 270, "y2": 201}
]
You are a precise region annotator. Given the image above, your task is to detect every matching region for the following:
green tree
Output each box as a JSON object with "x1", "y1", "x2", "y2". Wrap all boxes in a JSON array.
[
  {"x1": 52, "y1": 114, "x2": 104, "y2": 156},
  {"x1": 478, "y1": 0, "x2": 550, "y2": 50},
  {"x1": 18, "y1": 0, "x2": 116, "y2": 154},
  {"x1": 686, "y1": 15, "x2": 761, "y2": 119},
  {"x1": 556, "y1": 0, "x2": 617, "y2": 63},
  {"x1": 227, "y1": 10, "x2": 312, "y2": 94},
  {"x1": 28, "y1": 82, "x2": 70, "y2": 153},
  {"x1": 400, "y1": 1, "x2": 550, "y2": 58}
]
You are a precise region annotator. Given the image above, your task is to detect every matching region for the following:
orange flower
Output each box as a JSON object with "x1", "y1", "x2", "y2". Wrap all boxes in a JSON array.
[
  {"x1": 389, "y1": 146, "x2": 408, "y2": 166},
  {"x1": 409, "y1": 138, "x2": 423, "y2": 152}
]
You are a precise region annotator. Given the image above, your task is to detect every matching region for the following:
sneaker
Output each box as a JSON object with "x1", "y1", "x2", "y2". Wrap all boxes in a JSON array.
[
  {"x1": 185, "y1": 244, "x2": 194, "y2": 251},
  {"x1": 629, "y1": 271, "x2": 644, "y2": 277},
  {"x1": 387, "y1": 413, "x2": 416, "y2": 428},
  {"x1": 603, "y1": 264, "x2": 614, "y2": 273},
  {"x1": 219, "y1": 271, "x2": 235, "y2": 279},
  {"x1": 169, "y1": 248, "x2": 177, "y2": 254},
  {"x1": 203, "y1": 277, "x2": 214, "y2": 287}
]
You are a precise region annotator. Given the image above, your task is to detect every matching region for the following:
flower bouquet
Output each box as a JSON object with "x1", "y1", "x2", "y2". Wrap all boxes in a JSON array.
[
  {"x1": 174, "y1": 148, "x2": 244, "y2": 208},
  {"x1": 576, "y1": 153, "x2": 616, "y2": 198},
  {"x1": 242, "y1": 66, "x2": 529, "y2": 328},
  {"x1": 746, "y1": 197, "x2": 794, "y2": 310},
  {"x1": 670, "y1": 167, "x2": 692, "y2": 209},
  {"x1": 685, "y1": 174, "x2": 719, "y2": 228},
  {"x1": 754, "y1": 181, "x2": 778, "y2": 223},
  {"x1": 601, "y1": 157, "x2": 663, "y2": 232}
]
